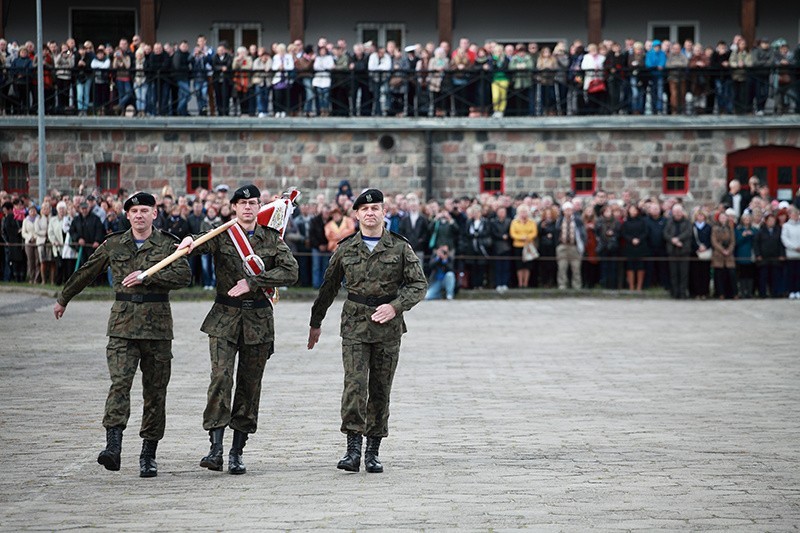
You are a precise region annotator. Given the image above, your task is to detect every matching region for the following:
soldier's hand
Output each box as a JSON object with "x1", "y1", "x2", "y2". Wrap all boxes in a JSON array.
[
  {"x1": 53, "y1": 302, "x2": 66, "y2": 320},
  {"x1": 307, "y1": 327, "x2": 321, "y2": 349},
  {"x1": 176, "y1": 236, "x2": 195, "y2": 252},
  {"x1": 371, "y1": 304, "x2": 397, "y2": 324},
  {"x1": 122, "y1": 270, "x2": 144, "y2": 287},
  {"x1": 227, "y1": 278, "x2": 250, "y2": 297}
]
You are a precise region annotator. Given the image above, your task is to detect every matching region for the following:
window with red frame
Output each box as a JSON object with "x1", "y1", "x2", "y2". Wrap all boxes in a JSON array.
[
  {"x1": 480, "y1": 164, "x2": 504, "y2": 194},
  {"x1": 96, "y1": 162, "x2": 121, "y2": 193},
  {"x1": 2, "y1": 162, "x2": 29, "y2": 194},
  {"x1": 187, "y1": 163, "x2": 212, "y2": 193},
  {"x1": 571, "y1": 164, "x2": 596, "y2": 195},
  {"x1": 663, "y1": 163, "x2": 689, "y2": 194}
]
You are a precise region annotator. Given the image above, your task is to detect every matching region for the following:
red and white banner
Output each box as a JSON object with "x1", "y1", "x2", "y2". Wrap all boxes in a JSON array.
[{"x1": 227, "y1": 222, "x2": 275, "y2": 303}]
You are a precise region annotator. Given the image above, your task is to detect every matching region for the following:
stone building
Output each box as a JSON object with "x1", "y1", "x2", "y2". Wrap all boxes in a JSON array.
[{"x1": 3, "y1": 117, "x2": 799, "y2": 204}]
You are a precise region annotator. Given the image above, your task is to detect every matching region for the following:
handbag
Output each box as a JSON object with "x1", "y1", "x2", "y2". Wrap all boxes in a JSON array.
[
  {"x1": 587, "y1": 79, "x2": 606, "y2": 94},
  {"x1": 522, "y1": 242, "x2": 540, "y2": 262},
  {"x1": 696, "y1": 248, "x2": 712, "y2": 260}
]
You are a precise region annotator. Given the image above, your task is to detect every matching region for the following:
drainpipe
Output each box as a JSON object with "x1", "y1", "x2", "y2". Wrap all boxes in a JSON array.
[{"x1": 425, "y1": 130, "x2": 433, "y2": 200}]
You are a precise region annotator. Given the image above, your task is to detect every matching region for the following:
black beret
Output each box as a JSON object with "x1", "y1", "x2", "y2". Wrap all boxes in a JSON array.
[
  {"x1": 353, "y1": 189, "x2": 384, "y2": 210},
  {"x1": 123, "y1": 192, "x2": 156, "y2": 211},
  {"x1": 230, "y1": 184, "x2": 260, "y2": 203}
]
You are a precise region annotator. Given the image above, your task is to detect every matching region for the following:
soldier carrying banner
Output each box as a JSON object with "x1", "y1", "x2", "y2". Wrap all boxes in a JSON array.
[{"x1": 177, "y1": 184, "x2": 298, "y2": 475}]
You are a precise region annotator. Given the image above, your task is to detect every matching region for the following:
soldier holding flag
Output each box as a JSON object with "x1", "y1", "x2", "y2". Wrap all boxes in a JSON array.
[{"x1": 178, "y1": 184, "x2": 298, "y2": 475}]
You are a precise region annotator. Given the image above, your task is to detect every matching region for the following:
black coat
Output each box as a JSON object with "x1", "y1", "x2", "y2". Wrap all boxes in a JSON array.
[
  {"x1": 622, "y1": 215, "x2": 650, "y2": 258},
  {"x1": 489, "y1": 216, "x2": 512, "y2": 255},
  {"x1": 172, "y1": 49, "x2": 192, "y2": 82},
  {"x1": 1, "y1": 215, "x2": 24, "y2": 261},
  {"x1": 398, "y1": 213, "x2": 431, "y2": 253},
  {"x1": 753, "y1": 226, "x2": 785, "y2": 260},
  {"x1": 212, "y1": 53, "x2": 233, "y2": 83},
  {"x1": 309, "y1": 214, "x2": 328, "y2": 250},
  {"x1": 460, "y1": 218, "x2": 492, "y2": 262},
  {"x1": 166, "y1": 215, "x2": 190, "y2": 240},
  {"x1": 69, "y1": 212, "x2": 105, "y2": 258}
]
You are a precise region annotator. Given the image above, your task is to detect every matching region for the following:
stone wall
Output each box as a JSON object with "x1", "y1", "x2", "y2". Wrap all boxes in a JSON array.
[{"x1": 2, "y1": 118, "x2": 799, "y2": 204}]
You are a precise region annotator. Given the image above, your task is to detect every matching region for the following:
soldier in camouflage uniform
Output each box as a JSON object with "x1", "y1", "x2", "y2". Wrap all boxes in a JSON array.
[
  {"x1": 308, "y1": 189, "x2": 427, "y2": 473},
  {"x1": 53, "y1": 192, "x2": 192, "y2": 478},
  {"x1": 178, "y1": 184, "x2": 298, "y2": 475}
]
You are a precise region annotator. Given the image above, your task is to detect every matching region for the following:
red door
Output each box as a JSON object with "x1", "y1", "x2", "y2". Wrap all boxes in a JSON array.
[{"x1": 727, "y1": 146, "x2": 800, "y2": 202}]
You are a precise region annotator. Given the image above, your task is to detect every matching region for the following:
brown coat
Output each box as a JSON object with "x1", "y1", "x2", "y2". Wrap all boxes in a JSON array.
[{"x1": 711, "y1": 223, "x2": 736, "y2": 268}]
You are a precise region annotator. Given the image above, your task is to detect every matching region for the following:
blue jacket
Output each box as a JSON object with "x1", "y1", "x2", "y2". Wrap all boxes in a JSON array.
[
  {"x1": 645, "y1": 50, "x2": 667, "y2": 77},
  {"x1": 735, "y1": 225, "x2": 756, "y2": 264}
]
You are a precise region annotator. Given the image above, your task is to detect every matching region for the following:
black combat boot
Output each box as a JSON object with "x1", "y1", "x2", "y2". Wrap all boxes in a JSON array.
[
  {"x1": 139, "y1": 439, "x2": 158, "y2": 478},
  {"x1": 228, "y1": 430, "x2": 248, "y2": 475},
  {"x1": 97, "y1": 426, "x2": 123, "y2": 471},
  {"x1": 364, "y1": 436, "x2": 384, "y2": 473},
  {"x1": 337, "y1": 432, "x2": 362, "y2": 472},
  {"x1": 199, "y1": 428, "x2": 225, "y2": 471}
]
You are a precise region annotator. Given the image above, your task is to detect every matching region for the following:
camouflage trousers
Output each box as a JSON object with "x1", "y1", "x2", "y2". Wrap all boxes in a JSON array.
[
  {"x1": 340, "y1": 339, "x2": 401, "y2": 438},
  {"x1": 104, "y1": 337, "x2": 172, "y2": 441},
  {"x1": 203, "y1": 335, "x2": 272, "y2": 434}
]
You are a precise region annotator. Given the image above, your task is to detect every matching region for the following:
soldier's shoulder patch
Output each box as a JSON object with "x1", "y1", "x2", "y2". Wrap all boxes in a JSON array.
[
  {"x1": 389, "y1": 230, "x2": 410, "y2": 244},
  {"x1": 159, "y1": 229, "x2": 181, "y2": 242},
  {"x1": 338, "y1": 231, "x2": 358, "y2": 245}
]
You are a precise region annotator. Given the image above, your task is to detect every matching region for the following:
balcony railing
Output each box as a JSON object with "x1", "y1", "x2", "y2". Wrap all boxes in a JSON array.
[{"x1": 1, "y1": 66, "x2": 798, "y2": 117}]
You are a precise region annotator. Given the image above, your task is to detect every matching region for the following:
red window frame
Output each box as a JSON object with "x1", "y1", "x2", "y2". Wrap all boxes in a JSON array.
[
  {"x1": 479, "y1": 164, "x2": 505, "y2": 194},
  {"x1": 186, "y1": 163, "x2": 212, "y2": 194},
  {"x1": 571, "y1": 164, "x2": 596, "y2": 195},
  {"x1": 662, "y1": 163, "x2": 690, "y2": 195},
  {"x1": 96, "y1": 162, "x2": 121, "y2": 194},
  {"x1": 2, "y1": 162, "x2": 30, "y2": 194}
]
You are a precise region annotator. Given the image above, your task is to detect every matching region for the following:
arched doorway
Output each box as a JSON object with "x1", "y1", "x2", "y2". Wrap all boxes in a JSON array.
[{"x1": 727, "y1": 146, "x2": 800, "y2": 202}]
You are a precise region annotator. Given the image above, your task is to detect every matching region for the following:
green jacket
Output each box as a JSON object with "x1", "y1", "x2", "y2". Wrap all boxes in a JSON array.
[
  {"x1": 310, "y1": 230, "x2": 427, "y2": 342},
  {"x1": 191, "y1": 224, "x2": 298, "y2": 345},
  {"x1": 58, "y1": 228, "x2": 192, "y2": 340}
]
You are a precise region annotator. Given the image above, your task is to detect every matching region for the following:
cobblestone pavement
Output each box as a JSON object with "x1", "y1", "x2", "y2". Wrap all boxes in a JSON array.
[{"x1": 0, "y1": 292, "x2": 798, "y2": 531}]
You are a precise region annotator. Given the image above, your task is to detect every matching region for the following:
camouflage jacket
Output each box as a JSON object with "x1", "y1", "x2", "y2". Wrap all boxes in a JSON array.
[
  {"x1": 58, "y1": 228, "x2": 192, "y2": 340},
  {"x1": 310, "y1": 230, "x2": 427, "y2": 342},
  {"x1": 191, "y1": 224, "x2": 298, "y2": 345}
]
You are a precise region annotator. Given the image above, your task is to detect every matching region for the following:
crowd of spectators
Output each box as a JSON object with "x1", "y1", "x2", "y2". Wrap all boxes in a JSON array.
[
  {"x1": 1, "y1": 32, "x2": 799, "y2": 118},
  {"x1": 3, "y1": 179, "x2": 800, "y2": 300}
]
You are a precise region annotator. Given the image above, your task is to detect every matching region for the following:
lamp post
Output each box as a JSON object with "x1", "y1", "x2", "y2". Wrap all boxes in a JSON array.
[{"x1": 36, "y1": 0, "x2": 46, "y2": 204}]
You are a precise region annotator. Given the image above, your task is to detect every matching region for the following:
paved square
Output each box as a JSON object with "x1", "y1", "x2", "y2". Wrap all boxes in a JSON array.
[{"x1": 0, "y1": 293, "x2": 798, "y2": 530}]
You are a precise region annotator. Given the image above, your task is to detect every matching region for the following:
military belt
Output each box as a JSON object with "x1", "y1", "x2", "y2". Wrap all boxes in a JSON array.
[
  {"x1": 215, "y1": 295, "x2": 271, "y2": 310},
  {"x1": 347, "y1": 293, "x2": 397, "y2": 307},
  {"x1": 115, "y1": 293, "x2": 169, "y2": 303}
]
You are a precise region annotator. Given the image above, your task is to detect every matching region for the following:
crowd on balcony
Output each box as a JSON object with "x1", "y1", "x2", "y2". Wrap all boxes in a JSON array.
[
  {"x1": 3, "y1": 179, "x2": 800, "y2": 300},
  {"x1": 0, "y1": 32, "x2": 798, "y2": 118}
]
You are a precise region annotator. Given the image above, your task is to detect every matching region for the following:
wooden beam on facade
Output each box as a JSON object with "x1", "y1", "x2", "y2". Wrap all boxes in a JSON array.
[
  {"x1": 289, "y1": 0, "x2": 305, "y2": 43},
  {"x1": 140, "y1": 0, "x2": 156, "y2": 44},
  {"x1": 741, "y1": 0, "x2": 756, "y2": 47},
  {"x1": 587, "y1": 0, "x2": 602, "y2": 44},
  {"x1": 437, "y1": 0, "x2": 453, "y2": 46}
]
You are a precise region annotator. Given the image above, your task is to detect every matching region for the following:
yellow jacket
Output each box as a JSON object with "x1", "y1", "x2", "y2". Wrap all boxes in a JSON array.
[{"x1": 510, "y1": 218, "x2": 538, "y2": 248}]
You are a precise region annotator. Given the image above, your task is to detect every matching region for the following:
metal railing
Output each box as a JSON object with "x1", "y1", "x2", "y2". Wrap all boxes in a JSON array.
[{"x1": 1, "y1": 66, "x2": 798, "y2": 117}]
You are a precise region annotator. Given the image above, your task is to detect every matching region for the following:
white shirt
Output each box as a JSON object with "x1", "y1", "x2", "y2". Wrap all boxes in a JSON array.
[{"x1": 312, "y1": 55, "x2": 334, "y2": 88}]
